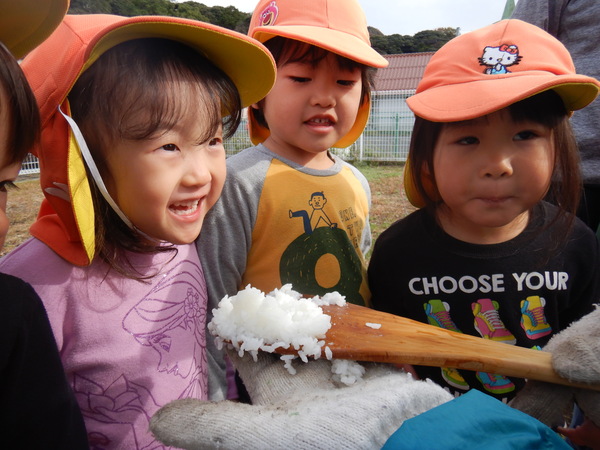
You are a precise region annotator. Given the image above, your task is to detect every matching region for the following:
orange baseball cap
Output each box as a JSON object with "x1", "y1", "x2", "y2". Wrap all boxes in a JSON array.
[
  {"x1": 247, "y1": 0, "x2": 388, "y2": 148},
  {"x1": 407, "y1": 19, "x2": 600, "y2": 122},
  {"x1": 405, "y1": 19, "x2": 600, "y2": 208},
  {"x1": 0, "y1": 0, "x2": 69, "y2": 59},
  {"x1": 22, "y1": 14, "x2": 277, "y2": 266}
]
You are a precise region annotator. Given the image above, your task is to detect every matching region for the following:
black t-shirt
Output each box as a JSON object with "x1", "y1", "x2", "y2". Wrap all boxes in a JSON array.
[
  {"x1": 368, "y1": 202, "x2": 600, "y2": 402},
  {"x1": 0, "y1": 272, "x2": 88, "y2": 448}
]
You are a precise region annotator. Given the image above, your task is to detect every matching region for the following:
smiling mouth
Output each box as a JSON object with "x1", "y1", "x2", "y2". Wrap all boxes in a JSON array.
[{"x1": 170, "y1": 200, "x2": 200, "y2": 216}]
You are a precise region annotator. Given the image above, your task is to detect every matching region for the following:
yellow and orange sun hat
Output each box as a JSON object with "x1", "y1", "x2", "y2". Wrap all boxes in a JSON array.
[
  {"x1": 404, "y1": 19, "x2": 600, "y2": 207},
  {"x1": 22, "y1": 14, "x2": 277, "y2": 266},
  {"x1": 246, "y1": 0, "x2": 388, "y2": 148},
  {"x1": 0, "y1": 0, "x2": 69, "y2": 59}
]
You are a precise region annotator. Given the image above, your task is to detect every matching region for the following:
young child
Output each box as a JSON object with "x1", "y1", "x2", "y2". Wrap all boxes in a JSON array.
[
  {"x1": 368, "y1": 19, "x2": 600, "y2": 404},
  {"x1": 0, "y1": 13, "x2": 275, "y2": 449},
  {"x1": 197, "y1": 0, "x2": 388, "y2": 400},
  {"x1": 0, "y1": 0, "x2": 88, "y2": 447}
]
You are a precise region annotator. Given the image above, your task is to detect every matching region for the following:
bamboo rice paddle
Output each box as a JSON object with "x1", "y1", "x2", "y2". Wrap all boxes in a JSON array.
[{"x1": 276, "y1": 302, "x2": 600, "y2": 391}]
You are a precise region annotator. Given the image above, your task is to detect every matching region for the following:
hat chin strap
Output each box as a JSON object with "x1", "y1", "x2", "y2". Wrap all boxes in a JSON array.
[{"x1": 58, "y1": 107, "x2": 162, "y2": 244}]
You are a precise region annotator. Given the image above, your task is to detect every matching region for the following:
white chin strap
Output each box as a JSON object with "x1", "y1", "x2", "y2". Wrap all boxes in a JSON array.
[{"x1": 58, "y1": 106, "x2": 161, "y2": 243}]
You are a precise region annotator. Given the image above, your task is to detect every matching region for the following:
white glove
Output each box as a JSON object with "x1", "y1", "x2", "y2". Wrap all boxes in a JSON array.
[
  {"x1": 510, "y1": 306, "x2": 600, "y2": 430},
  {"x1": 545, "y1": 305, "x2": 600, "y2": 384},
  {"x1": 150, "y1": 350, "x2": 452, "y2": 449}
]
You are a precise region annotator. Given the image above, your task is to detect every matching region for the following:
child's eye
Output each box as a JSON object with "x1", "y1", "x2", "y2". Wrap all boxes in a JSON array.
[
  {"x1": 457, "y1": 136, "x2": 479, "y2": 145},
  {"x1": 0, "y1": 181, "x2": 18, "y2": 193},
  {"x1": 290, "y1": 76, "x2": 310, "y2": 83},
  {"x1": 208, "y1": 137, "x2": 223, "y2": 147},
  {"x1": 160, "y1": 144, "x2": 179, "y2": 152},
  {"x1": 337, "y1": 79, "x2": 357, "y2": 87},
  {"x1": 514, "y1": 130, "x2": 538, "y2": 141}
]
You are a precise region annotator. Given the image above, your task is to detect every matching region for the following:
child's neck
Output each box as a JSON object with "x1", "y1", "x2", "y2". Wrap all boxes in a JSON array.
[
  {"x1": 263, "y1": 138, "x2": 335, "y2": 170},
  {"x1": 436, "y1": 208, "x2": 530, "y2": 245}
]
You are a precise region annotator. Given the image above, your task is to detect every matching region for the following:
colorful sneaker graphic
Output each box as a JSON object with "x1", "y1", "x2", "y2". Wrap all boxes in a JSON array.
[
  {"x1": 472, "y1": 298, "x2": 516, "y2": 344},
  {"x1": 424, "y1": 300, "x2": 468, "y2": 390},
  {"x1": 424, "y1": 299, "x2": 460, "y2": 331},
  {"x1": 442, "y1": 367, "x2": 469, "y2": 390},
  {"x1": 520, "y1": 296, "x2": 552, "y2": 339},
  {"x1": 476, "y1": 371, "x2": 515, "y2": 395}
]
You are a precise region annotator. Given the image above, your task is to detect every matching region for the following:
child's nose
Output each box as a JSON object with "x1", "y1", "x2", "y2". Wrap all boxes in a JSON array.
[
  {"x1": 184, "y1": 151, "x2": 212, "y2": 186},
  {"x1": 311, "y1": 81, "x2": 336, "y2": 108},
  {"x1": 482, "y1": 147, "x2": 514, "y2": 179}
]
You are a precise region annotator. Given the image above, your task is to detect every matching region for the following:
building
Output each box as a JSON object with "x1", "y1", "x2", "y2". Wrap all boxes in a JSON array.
[{"x1": 353, "y1": 52, "x2": 433, "y2": 162}]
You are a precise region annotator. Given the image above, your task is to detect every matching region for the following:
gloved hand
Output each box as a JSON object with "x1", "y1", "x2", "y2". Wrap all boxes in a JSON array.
[
  {"x1": 510, "y1": 306, "x2": 600, "y2": 434},
  {"x1": 150, "y1": 349, "x2": 452, "y2": 449}
]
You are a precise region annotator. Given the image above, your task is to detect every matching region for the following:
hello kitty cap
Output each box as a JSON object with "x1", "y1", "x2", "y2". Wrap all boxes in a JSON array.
[{"x1": 407, "y1": 19, "x2": 600, "y2": 122}]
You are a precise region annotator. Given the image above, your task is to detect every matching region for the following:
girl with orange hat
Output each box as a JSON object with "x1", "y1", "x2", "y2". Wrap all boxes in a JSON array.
[
  {"x1": 0, "y1": 13, "x2": 275, "y2": 448},
  {"x1": 368, "y1": 18, "x2": 600, "y2": 417}
]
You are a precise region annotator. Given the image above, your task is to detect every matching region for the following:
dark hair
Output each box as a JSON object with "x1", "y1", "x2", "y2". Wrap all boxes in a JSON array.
[
  {"x1": 249, "y1": 36, "x2": 376, "y2": 130},
  {"x1": 408, "y1": 90, "x2": 580, "y2": 229},
  {"x1": 0, "y1": 41, "x2": 40, "y2": 167},
  {"x1": 68, "y1": 38, "x2": 241, "y2": 278}
]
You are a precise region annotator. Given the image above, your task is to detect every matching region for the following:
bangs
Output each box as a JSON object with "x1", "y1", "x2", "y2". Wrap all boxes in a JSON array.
[
  {"x1": 69, "y1": 38, "x2": 241, "y2": 153},
  {"x1": 265, "y1": 36, "x2": 364, "y2": 72},
  {"x1": 117, "y1": 77, "x2": 223, "y2": 145},
  {"x1": 507, "y1": 90, "x2": 568, "y2": 128}
]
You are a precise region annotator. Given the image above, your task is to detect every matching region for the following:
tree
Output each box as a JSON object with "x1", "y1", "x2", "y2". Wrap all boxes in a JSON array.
[
  {"x1": 69, "y1": 0, "x2": 112, "y2": 13},
  {"x1": 67, "y1": 0, "x2": 458, "y2": 55},
  {"x1": 413, "y1": 28, "x2": 458, "y2": 52}
]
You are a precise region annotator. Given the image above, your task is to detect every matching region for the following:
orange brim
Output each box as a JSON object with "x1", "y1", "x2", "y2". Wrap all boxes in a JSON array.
[{"x1": 408, "y1": 76, "x2": 600, "y2": 123}]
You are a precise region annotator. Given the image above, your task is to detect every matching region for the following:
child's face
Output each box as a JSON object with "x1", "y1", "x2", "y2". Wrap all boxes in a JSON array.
[
  {"x1": 0, "y1": 91, "x2": 22, "y2": 251},
  {"x1": 432, "y1": 108, "x2": 554, "y2": 244},
  {"x1": 102, "y1": 93, "x2": 226, "y2": 245},
  {"x1": 259, "y1": 52, "x2": 362, "y2": 165}
]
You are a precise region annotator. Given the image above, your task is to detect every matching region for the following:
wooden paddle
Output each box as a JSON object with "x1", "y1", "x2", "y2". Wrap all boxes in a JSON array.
[{"x1": 276, "y1": 302, "x2": 600, "y2": 391}]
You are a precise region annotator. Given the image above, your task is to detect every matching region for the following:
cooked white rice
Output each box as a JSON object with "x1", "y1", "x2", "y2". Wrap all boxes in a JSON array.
[{"x1": 209, "y1": 284, "x2": 356, "y2": 378}]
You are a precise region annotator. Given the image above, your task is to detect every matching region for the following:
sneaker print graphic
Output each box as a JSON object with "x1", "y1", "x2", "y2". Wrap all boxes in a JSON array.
[
  {"x1": 520, "y1": 295, "x2": 552, "y2": 339},
  {"x1": 424, "y1": 300, "x2": 468, "y2": 390},
  {"x1": 472, "y1": 298, "x2": 516, "y2": 345},
  {"x1": 424, "y1": 299, "x2": 515, "y2": 395}
]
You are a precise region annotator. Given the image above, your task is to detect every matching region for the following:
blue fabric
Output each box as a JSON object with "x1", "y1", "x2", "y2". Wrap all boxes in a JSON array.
[{"x1": 383, "y1": 390, "x2": 570, "y2": 449}]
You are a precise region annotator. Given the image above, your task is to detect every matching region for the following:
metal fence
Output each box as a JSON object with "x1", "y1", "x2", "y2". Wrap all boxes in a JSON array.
[{"x1": 19, "y1": 90, "x2": 414, "y2": 175}]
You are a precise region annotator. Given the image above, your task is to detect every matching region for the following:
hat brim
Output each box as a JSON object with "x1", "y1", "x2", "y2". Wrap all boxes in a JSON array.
[
  {"x1": 0, "y1": 0, "x2": 69, "y2": 58},
  {"x1": 85, "y1": 18, "x2": 276, "y2": 109},
  {"x1": 408, "y1": 74, "x2": 600, "y2": 122},
  {"x1": 253, "y1": 25, "x2": 388, "y2": 68}
]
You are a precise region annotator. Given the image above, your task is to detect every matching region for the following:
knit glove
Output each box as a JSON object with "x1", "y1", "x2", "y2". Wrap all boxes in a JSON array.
[
  {"x1": 510, "y1": 306, "x2": 600, "y2": 429},
  {"x1": 150, "y1": 350, "x2": 452, "y2": 449}
]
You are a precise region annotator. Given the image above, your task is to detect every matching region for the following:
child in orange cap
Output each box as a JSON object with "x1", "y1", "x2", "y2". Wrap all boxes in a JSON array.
[
  {"x1": 0, "y1": 13, "x2": 275, "y2": 449},
  {"x1": 369, "y1": 19, "x2": 600, "y2": 408},
  {"x1": 196, "y1": 0, "x2": 388, "y2": 400},
  {"x1": 0, "y1": 0, "x2": 88, "y2": 447}
]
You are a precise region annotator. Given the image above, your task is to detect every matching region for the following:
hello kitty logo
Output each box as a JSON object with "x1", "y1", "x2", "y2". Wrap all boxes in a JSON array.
[
  {"x1": 259, "y1": 1, "x2": 279, "y2": 27},
  {"x1": 478, "y1": 43, "x2": 522, "y2": 75}
]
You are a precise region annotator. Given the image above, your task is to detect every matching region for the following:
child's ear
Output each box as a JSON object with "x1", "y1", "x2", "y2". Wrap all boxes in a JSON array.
[{"x1": 251, "y1": 102, "x2": 260, "y2": 110}]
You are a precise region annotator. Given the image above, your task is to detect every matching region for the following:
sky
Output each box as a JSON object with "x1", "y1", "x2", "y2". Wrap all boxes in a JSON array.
[{"x1": 181, "y1": 0, "x2": 518, "y2": 36}]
